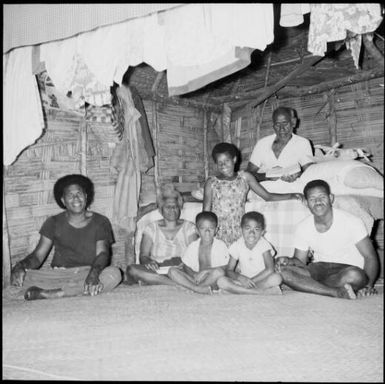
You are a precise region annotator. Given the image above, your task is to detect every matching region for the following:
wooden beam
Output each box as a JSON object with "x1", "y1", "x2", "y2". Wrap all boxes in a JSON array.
[
  {"x1": 228, "y1": 68, "x2": 384, "y2": 108},
  {"x1": 151, "y1": 101, "x2": 160, "y2": 190},
  {"x1": 3, "y1": 181, "x2": 11, "y2": 288},
  {"x1": 222, "y1": 103, "x2": 232, "y2": 143},
  {"x1": 326, "y1": 90, "x2": 337, "y2": 146},
  {"x1": 254, "y1": 52, "x2": 272, "y2": 139},
  {"x1": 244, "y1": 55, "x2": 324, "y2": 109},
  {"x1": 279, "y1": 68, "x2": 384, "y2": 97},
  {"x1": 267, "y1": 54, "x2": 315, "y2": 68},
  {"x1": 80, "y1": 120, "x2": 87, "y2": 176},
  {"x1": 151, "y1": 71, "x2": 165, "y2": 95},
  {"x1": 203, "y1": 110, "x2": 209, "y2": 180},
  {"x1": 145, "y1": 93, "x2": 222, "y2": 112}
]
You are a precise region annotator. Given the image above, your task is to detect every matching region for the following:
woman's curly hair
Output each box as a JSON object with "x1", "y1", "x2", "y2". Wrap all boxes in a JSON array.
[{"x1": 53, "y1": 174, "x2": 94, "y2": 209}]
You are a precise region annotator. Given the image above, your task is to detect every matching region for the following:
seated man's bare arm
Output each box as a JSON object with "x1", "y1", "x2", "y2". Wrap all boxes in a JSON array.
[{"x1": 11, "y1": 235, "x2": 53, "y2": 287}]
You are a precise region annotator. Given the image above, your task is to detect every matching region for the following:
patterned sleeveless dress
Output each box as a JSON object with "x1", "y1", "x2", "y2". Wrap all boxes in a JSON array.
[{"x1": 210, "y1": 172, "x2": 249, "y2": 247}]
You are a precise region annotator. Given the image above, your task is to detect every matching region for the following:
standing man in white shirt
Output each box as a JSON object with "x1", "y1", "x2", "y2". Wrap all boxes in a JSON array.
[
  {"x1": 246, "y1": 106, "x2": 313, "y2": 182},
  {"x1": 275, "y1": 179, "x2": 379, "y2": 299}
]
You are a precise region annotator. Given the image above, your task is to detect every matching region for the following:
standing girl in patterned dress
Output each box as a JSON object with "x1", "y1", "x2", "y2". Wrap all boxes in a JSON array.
[{"x1": 203, "y1": 142, "x2": 302, "y2": 247}]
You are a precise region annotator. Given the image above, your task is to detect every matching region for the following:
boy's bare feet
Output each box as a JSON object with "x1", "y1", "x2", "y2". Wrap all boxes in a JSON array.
[{"x1": 336, "y1": 283, "x2": 356, "y2": 300}]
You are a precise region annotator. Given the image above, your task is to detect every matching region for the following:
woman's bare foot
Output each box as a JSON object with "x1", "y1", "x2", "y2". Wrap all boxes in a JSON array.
[{"x1": 262, "y1": 286, "x2": 283, "y2": 295}]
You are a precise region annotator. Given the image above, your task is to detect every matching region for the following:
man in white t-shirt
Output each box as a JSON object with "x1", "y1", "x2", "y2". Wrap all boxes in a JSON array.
[
  {"x1": 275, "y1": 179, "x2": 379, "y2": 299},
  {"x1": 246, "y1": 106, "x2": 313, "y2": 182}
]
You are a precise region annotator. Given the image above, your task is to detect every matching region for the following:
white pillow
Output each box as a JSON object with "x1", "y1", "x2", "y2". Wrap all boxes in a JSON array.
[{"x1": 300, "y1": 160, "x2": 383, "y2": 198}]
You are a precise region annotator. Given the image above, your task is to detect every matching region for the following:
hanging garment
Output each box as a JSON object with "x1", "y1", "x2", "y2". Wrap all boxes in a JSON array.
[
  {"x1": 3, "y1": 46, "x2": 45, "y2": 166},
  {"x1": 39, "y1": 11, "x2": 167, "y2": 105},
  {"x1": 280, "y1": 4, "x2": 310, "y2": 27},
  {"x1": 111, "y1": 85, "x2": 144, "y2": 230},
  {"x1": 129, "y1": 86, "x2": 155, "y2": 172},
  {"x1": 308, "y1": 4, "x2": 383, "y2": 68},
  {"x1": 164, "y1": 3, "x2": 274, "y2": 96}
]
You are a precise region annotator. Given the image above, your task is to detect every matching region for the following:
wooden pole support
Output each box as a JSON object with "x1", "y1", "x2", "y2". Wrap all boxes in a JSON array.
[
  {"x1": 80, "y1": 120, "x2": 87, "y2": 175},
  {"x1": 3, "y1": 179, "x2": 11, "y2": 288}
]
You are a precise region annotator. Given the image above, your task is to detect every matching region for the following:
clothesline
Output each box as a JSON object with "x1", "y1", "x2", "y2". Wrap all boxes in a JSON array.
[{"x1": 3, "y1": 3, "x2": 383, "y2": 166}]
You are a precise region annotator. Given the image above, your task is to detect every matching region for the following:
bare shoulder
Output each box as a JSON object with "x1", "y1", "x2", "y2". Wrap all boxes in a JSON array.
[{"x1": 239, "y1": 170, "x2": 253, "y2": 181}]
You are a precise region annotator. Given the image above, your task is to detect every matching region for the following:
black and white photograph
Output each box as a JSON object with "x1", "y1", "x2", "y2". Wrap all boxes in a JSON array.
[{"x1": 3, "y1": 3, "x2": 384, "y2": 381}]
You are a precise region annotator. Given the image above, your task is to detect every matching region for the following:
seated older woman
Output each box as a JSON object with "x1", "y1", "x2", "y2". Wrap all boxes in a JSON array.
[
  {"x1": 126, "y1": 184, "x2": 198, "y2": 286},
  {"x1": 11, "y1": 174, "x2": 122, "y2": 300}
]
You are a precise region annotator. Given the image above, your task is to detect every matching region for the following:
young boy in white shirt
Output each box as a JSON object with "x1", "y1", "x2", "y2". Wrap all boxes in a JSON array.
[
  {"x1": 217, "y1": 211, "x2": 282, "y2": 295},
  {"x1": 168, "y1": 211, "x2": 229, "y2": 294}
]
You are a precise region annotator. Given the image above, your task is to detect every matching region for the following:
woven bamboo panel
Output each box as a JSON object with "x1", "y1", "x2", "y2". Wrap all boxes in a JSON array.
[
  {"x1": 143, "y1": 100, "x2": 207, "y2": 193},
  {"x1": 3, "y1": 100, "x2": 131, "y2": 267}
]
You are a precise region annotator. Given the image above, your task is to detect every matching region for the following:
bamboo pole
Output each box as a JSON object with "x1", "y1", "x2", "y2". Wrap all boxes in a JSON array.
[
  {"x1": 235, "y1": 117, "x2": 242, "y2": 149},
  {"x1": 226, "y1": 68, "x2": 383, "y2": 109},
  {"x1": 255, "y1": 52, "x2": 273, "y2": 140},
  {"x1": 244, "y1": 55, "x2": 324, "y2": 109},
  {"x1": 3, "y1": 176, "x2": 11, "y2": 288},
  {"x1": 327, "y1": 90, "x2": 337, "y2": 146},
  {"x1": 279, "y1": 68, "x2": 384, "y2": 97},
  {"x1": 222, "y1": 103, "x2": 232, "y2": 143},
  {"x1": 151, "y1": 71, "x2": 165, "y2": 95},
  {"x1": 151, "y1": 101, "x2": 160, "y2": 190},
  {"x1": 80, "y1": 120, "x2": 87, "y2": 175},
  {"x1": 203, "y1": 109, "x2": 209, "y2": 180}
]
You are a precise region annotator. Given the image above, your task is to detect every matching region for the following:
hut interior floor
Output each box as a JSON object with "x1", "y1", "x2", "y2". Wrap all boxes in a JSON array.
[{"x1": 3, "y1": 283, "x2": 383, "y2": 382}]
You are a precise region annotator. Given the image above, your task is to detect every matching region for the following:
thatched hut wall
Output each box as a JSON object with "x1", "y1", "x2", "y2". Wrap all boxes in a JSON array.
[
  {"x1": 3, "y1": 89, "x2": 210, "y2": 275},
  {"x1": 143, "y1": 101, "x2": 207, "y2": 195},
  {"x1": 229, "y1": 76, "x2": 384, "y2": 277},
  {"x1": 231, "y1": 77, "x2": 384, "y2": 174}
]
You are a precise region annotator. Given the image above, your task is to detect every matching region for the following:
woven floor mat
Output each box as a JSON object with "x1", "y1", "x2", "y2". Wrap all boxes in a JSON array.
[{"x1": 3, "y1": 284, "x2": 383, "y2": 381}]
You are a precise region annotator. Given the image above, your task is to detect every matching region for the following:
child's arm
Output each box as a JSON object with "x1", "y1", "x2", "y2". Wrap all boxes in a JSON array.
[
  {"x1": 202, "y1": 178, "x2": 213, "y2": 211},
  {"x1": 225, "y1": 256, "x2": 254, "y2": 287},
  {"x1": 251, "y1": 250, "x2": 276, "y2": 282},
  {"x1": 243, "y1": 171, "x2": 303, "y2": 202}
]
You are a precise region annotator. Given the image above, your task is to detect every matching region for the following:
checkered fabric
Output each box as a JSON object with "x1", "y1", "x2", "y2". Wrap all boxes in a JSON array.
[{"x1": 135, "y1": 198, "x2": 375, "y2": 262}]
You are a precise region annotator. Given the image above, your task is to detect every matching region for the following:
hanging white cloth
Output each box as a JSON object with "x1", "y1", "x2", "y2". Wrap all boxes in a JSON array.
[
  {"x1": 39, "y1": 4, "x2": 275, "y2": 101},
  {"x1": 3, "y1": 46, "x2": 45, "y2": 166},
  {"x1": 280, "y1": 4, "x2": 310, "y2": 27},
  {"x1": 164, "y1": 3, "x2": 274, "y2": 95}
]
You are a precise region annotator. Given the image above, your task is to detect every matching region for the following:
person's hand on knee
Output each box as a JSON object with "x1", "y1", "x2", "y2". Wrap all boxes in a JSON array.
[
  {"x1": 11, "y1": 263, "x2": 26, "y2": 287},
  {"x1": 144, "y1": 261, "x2": 159, "y2": 273},
  {"x1": 195, "y1": 270, "x2": 209, "y2": 285},
  {"x1": 84, "y1": 272, "x2": 104, "y2": 296}
]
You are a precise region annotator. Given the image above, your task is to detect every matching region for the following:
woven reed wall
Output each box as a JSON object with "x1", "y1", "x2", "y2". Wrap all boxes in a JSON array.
[
  {"x1": 143, "y1": 101, "x2": 206, "y2": 195},
  {"x1": 3, "y1": 90, "x2": 209, "y2": 274},
  {"x1": 230, "y1": 77, "x2": 384, "y2": 278},
  {"x1": 2, "y1": 107, "x2": 134, "y2": 270}
]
